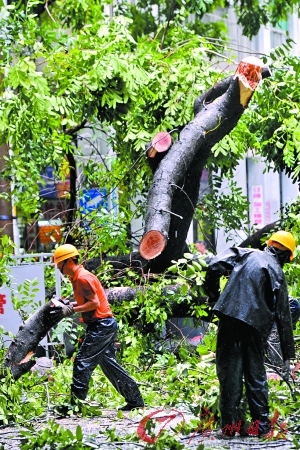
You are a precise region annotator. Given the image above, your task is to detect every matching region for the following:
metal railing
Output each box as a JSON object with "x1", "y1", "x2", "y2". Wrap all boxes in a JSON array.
[{"x1": 7, "y1": 252, "x2": 62, "y2": 299}]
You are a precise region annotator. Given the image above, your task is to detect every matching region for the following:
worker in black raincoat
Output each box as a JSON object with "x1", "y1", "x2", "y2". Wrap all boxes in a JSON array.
[{"x1": 204, "y1": 230, "x2": 296, "y2": 438}]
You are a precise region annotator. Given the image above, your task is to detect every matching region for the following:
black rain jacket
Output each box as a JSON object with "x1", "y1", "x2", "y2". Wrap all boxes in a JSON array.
[{"x1": 204, "y1": 246, "x2": 295, "y2": 360}]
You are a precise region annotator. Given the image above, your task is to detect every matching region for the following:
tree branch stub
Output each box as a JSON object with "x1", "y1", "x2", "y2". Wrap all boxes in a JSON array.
[
  {"x1": 147, "y1": 132, "x2": 172, "y2": 158},
  {"x1": 234, "y1": 56, "x2": 264, "y2": 107}
]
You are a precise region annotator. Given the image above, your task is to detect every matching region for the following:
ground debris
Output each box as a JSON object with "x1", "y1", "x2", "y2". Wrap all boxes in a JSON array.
[{"x1": 0, "y1": 406, "x2": 296, "y2": 449}]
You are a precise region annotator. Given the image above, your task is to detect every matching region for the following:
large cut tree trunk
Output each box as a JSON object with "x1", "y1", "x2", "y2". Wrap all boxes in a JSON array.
[
  {"x1": 83, "y1": 59, "x2": 272, "y2": 276},
  {"x1": 138, "y1": 57, "x2": 271, "y2": 273}
]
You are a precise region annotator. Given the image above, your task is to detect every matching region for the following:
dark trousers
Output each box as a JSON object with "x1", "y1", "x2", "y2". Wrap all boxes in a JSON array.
[
  {"x1": 71, "y1": 317, "x2": 144, "y2": 406},
  {"x1": 216, "y1": 316, "x2": 270, "y2": 435}
]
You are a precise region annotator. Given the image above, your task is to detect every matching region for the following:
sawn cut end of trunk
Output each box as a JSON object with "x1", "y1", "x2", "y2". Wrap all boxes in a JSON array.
[{"x1": 139, "y1": 230, "x2": 166, "y2": 260}]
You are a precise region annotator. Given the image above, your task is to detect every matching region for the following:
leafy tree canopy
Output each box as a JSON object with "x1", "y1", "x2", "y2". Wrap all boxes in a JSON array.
[
  {"x1": 0, "y1": 1, "x2": 223, "y2": 226},
  {"x1": 3, "y1": 0, "x2": 300, "y2": 41},
  {"x1": 113, "y1": 0, "x2": 300, "y2": 40},
  {"x1": 0, "y1": 0, "x2": 300, "y2": 257},
  {"x1": 22, "y1": 0, "x2": 300, "y2": 40}
]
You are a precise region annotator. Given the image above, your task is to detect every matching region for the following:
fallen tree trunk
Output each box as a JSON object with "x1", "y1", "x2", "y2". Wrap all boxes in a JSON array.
[
  {"x1": 106, "y1": 284, "x2": 205, "y2": 316},
  {"x1": 3, "y1": 285, "x2": 206, "y2": 380},
  {"x1": 138, "y1": 57, "x2": 271, "y2": 273},
  {"x1": 2, "y1": 301, "x2": 65, "y2": 380}
]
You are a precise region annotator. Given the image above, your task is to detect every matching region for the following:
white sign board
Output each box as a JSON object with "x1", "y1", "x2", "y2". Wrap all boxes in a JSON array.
[{"x1": 0, "y1": 265, "x2": 46, "y2": 347}]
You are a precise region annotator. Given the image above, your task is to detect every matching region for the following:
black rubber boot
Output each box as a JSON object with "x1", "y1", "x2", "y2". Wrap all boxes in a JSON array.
[
  {"x1": 118, "y1": 402, "x2": 144, "y2": 411},
  {"x1": 54, "y1": 403, "x2": 79, "y2": 417}
]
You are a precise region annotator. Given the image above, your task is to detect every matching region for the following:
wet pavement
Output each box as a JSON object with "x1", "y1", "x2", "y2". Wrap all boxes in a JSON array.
[{"x1": 0, "y1": 406, "x2": 296, "y2": 449}]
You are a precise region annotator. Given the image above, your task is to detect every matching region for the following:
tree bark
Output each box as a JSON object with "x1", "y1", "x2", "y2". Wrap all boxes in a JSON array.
[
  {"x1": 3, "y1": 301, "x2": 64, "y2": 380},
  {"x1": 139, "y1": 58, "x2": 271, "y2": 273},
  {"x1": 65, "y1": 150, "x2": 77, "y2": 230}
]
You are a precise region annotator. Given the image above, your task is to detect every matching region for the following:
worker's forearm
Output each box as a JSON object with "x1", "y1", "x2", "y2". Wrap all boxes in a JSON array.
[{"x1": 71, "y1": 302, "x2": 98, "y2": 313}]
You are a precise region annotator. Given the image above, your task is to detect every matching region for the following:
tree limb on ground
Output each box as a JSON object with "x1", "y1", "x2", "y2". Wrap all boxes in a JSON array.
[{"x1": 3, "y1": 285, "x2": 206, "y2": 380}]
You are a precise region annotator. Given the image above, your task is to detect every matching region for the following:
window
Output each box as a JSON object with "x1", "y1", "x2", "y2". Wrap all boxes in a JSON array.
[{"x1": 270, "y1": 20, "x2": 288, "y2": 49}]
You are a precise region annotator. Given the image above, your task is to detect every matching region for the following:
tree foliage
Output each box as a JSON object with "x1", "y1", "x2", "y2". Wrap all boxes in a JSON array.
[
  {"x1": 0, "y1": 0, "x2": 221, "y2": 247},
  {"x1": 247, "y1": 49, "x2": 300, "y2": 181},
  {"x1": 0, "y1": 0, "x2": 300, "y2": 258},
  {"x1": 115, "y1": 0, "x2": 300, "y2": 41},
  {"x1": 233, "y1": 0, "x2": 300, "y2": 39},
  {"x1": 39, "y1": 0, "x2": 300, "y2": 41},
  {"x1": 0, "y1": 0, "x2": 300, "y2": 255}
]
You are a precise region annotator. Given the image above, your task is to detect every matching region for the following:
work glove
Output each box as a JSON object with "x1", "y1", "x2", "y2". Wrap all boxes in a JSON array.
[
  {"x1": 50, "y1": 299, "x2": 74, "y2": 319},
  {"x1": 281, "y1": 359, "x2": 291, "y2": 382},
  {"x1": 51, "y1": 295, "x2": 71, "y2": 305}
]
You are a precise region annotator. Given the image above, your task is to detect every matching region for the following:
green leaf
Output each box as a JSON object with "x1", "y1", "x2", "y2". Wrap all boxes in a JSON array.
[
  {"x1": 181, "y1": 284, "x2": 188, "y2": 295},
  {"x1": 75, "y1": 425, "x2": 83, "y2": 440},
  {"x1": 196, "y1": 345, "x2": 209, "y2": 356}
]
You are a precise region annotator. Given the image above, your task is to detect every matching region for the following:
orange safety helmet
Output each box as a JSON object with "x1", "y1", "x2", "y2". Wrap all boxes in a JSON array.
[
  {"x1": 267, "y1": 231, "x2": 296, "y2": 261},
  {"x1": 53, "y1": 244, "x2": 79, "y2": 264}
]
